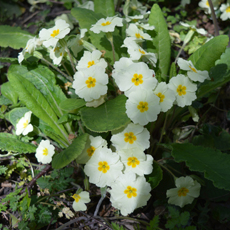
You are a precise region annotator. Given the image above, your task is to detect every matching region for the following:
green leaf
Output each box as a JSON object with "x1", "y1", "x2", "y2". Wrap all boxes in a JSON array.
[
  {"x1": 7, "y1": 67, "x2": 69, "y2": 145},
  {"x1": 0, "y1": 95, "x2": 13, "y2": 105},
  {"x1": 94, "y1": 0, "x2": 115, "y2": 17},
  {"x1": 171, "y1": 143, "x2": 230, "y2": 191},
  {"x1": 52, "y1": 133, "x2": 88, "y2": 169},
  {"x1": 0, "y1": 133, "x2": 36, "y2": 153},
  {"x1": 0, "y1": 25, "x2": 33, "y2": 49},
  {"x1": 189, "y1": 35, "x2": 229, "y2": 71},
  {"x1": 147, "y1": 216, "x2": 159, "y2": 230},
  {"x1": 80, "y1": 95, "x2": 130, "y2": 133},
  {"x1": 146, "y1": 161, "x2": 163, "y2": 189},
  {"x1": 197, "y1": 64, "x2": 230, "y2": 98},
  {"x1": 0, "y1": 57, "x2": 18, "y2": 64},
  {"x1": 5, "y1": 107, "x2": 29, "y2": 126},
  {"x1": 59, "y1": 98, "x2": 86, "y2": 112},
  {"x1": 1, "y1": 82, "x2": 18, "y2": 105},
  {"x1": 148, "y1": 4, "x2": 171, "y2": 81},
  {"x1": 216, "y1": 47, "x2": 230, "y2": 69}
]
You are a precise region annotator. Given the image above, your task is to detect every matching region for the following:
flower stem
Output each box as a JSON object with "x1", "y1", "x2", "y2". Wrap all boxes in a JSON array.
[
  {"x1": 208, "y1": 0, "x2": 219, "y2": 36},
  {"x1": 94, "y1": 186, "x2": 107, "y2": 216},
  {"x1": 66, "y1": 46, "x2": 76, "y2": 73},
  {"x1": 155, "y1": 160, "x2": 176, "y2": 179}
]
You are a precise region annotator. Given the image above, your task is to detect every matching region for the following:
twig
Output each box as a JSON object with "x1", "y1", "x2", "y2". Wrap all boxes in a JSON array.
[
  {"x1": 21, "y1": 11, "x2": 39, "y2": 25},
  {"x1": 208, "y1": 0, "x2": 219, "y2": 36}
]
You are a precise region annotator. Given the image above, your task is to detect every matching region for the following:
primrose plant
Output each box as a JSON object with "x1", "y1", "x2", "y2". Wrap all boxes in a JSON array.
[{"x1": 1, "y1": 0, "x2": 230, "y2": 220}]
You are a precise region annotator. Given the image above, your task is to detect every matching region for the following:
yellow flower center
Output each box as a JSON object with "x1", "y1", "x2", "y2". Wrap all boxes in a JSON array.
[
  {"x1": 156, "y1": 92, "x2": 165, "y2": 103},
  {"x1": 135, "y1": 33, "x2": 143, "y2": 39},
  {"x1": 98, "y1": 161, "x2": 110, "y2": 173},
  {"x1": 189, "y1": 65, "x2": 197, "y2": 73},
  {"x1": 51, "y1": 29, "x2": 60, "y2": 38},
  {"x1": 177, "y1": 85, "x2": 187, "y2": 96},
  {"x1": 87, "y1": 60, "x2": 95, "y2": 68},
  {"x1": 85, "y1": 77, "x2": 96, "y2": 88},
  {"x1": 124, "y1": 132, "x2": 137, "y2": 144},
  {"x1": 101, "y1": 21, "x2": 111, "y2": 26},
  {"x1": 226, "y1": 6, "x2": 230, "y2": 12},
  {"x1": 124, "y1": 186, "x2": 137, "y2": 198},
  {"x1": 127, "y1": 157, "x2": 140, "y2": 168},
  {"x1": 137, "y1": 101, "x2": 148, "y2": 112},
  {"x1": 178, "y1": 187, "x2": 189, "y2": 197},
  {"x1": 72, "y1": 194, "x2": 81, "y2": 202},
  {"x1": 54, "y1": 47, "x2": 60, "y2": 52},
  {"x1": 139, "y1": 49, "x2": 145, "y2": 55},
  {"x1": 87, "y1": 146, "x2": 96, "y2": 157},
  {"x1": 23, "y1": 120, "x2": 28, "y2": 129},
  {"x1": 206, "y1": 0, "x2": 209, "y2": 7},
  {"x1": 132, "y1": 73, "x2": 143, "y2": 86},
  {"x1": 43, "y1": 148, "x2": 48, "y2": 156}
]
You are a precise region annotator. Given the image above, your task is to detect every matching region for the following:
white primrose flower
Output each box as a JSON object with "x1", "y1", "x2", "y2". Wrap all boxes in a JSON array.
[
  {"x1": 18, "y1": 37, "x2": 42, "y2": 64},
  {"x1": 39, "y1": 19, "x2": 70, "y2": 48},
  {"x1": 72, "y1": 65, "x2": 108, "y2": 102},
  {"x1": 86, "y1": 94, "x2": 106, "y2": 108},
  {"x1": 118, "y1": 148, "x2": 153, "y2": 176},
  {"x1": 123, "y1": 37, "x2": 157, "y2": 67},
  {"x1": 135, "y1": 22, "x2": 155, "y2": 31},
  {"x1": 126, "y1": 23, "x2": 152, "y2": 41},
  {"x1": 109, "y1": 172, "x2": 151, "y2": 216},
  {"x1": 125, "y1": 15, "x2": 144, "y2": 23},
  {"x1": 166, "y1": 176, "x2": 201, "y2": 208},
  {"x1": 130, "y1": 0, "x2": 148, "y2": 14},
  {"x1": 49, "y1": 43, "x2": 67, "y2": 66},
  {"x1": 113, "y1": 62, "x2": 157, "y2": 97},
  {"x1": 72, "y1": 191, "x2": 91, "y2": 212},
  {"x1": 76, "y1": 135, "x2": 108, "y2": 164},
  {"x1": 168, "y1": 74, "x2": 197, "y2": 108},
  {"x1": 112, "y1": 57, "x2": 134, "y2": 78},
  {"x1": 76, "y1": 50, "x2": 107, "y2": 71},
  {"x1": 198, "y1": 0, "x2": 218, "y2": 14},
  {"x1": 84, "y1": 147, "x2": 123, "y2": 187},
  {"x1": 153, "y1": 82, "x2": 176, "y2": 112},
  {"x1": 177, "y1": 58, "x2": 210, "y2": 83},
  {"x1": 35, "y1": 140, "x2": 55, "y2": 164},
  {"x1": 220, "y1": 3, "x2": 230, "y2": 21},
  {"x1": 180, "y1": 22, "x2": 207, "y2": 35},
  {"x1": 90, "y1": 16, "x2": 123, "y2": 34},
  {"x1": 111, "y1": 123, "x2": 150, "y2": 151},
  {"x1": 16, "y1": 111, "x2": 33, "y2": 136},
  {"x1": 126, "y1": 89, "x2": 161, "y2": 126}
]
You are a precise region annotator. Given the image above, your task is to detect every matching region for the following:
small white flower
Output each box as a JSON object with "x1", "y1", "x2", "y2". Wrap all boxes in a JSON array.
[
  {"x1": 113, "y1": 62, "x2": 157, "y2": 97},
  {"x1": 153, "y1": 82, "x2": 176, "y2": 112},
  {"x1": 86, "y1": 94, "x2": 106, "y2": 108},
  {"x1": 16, "y1": 111, "x2": 33, "y2": 136},
  {"x1": 220, "y1": 3, "x2": 230, "y2": 21},
  {"x1": 109, "y1": 173, "x2": 151, "y2": 216},
  {"x1": 180, "y1": 22, "x2": 207, "y2": 35},
  {"x1": 177, "y1": 58, "x2": 210, "y2": 82},
  {"x1": 72, "y1": 191, "x2": 91, "y2": 212},
  {"x1": 39, "y1": 19, "x2": 70, "y2": 48},
  {"x1": 166, "y1": 176, "x2": 201, "y2": 208},
  {"x1": 125, "y1": 15, "x2": 144, "y2": 23},
  {"x1": 198, "y1": 0, "x2": 218, "y2": 14},
  {"x1": 90, "y1": 16, "x2": 123, "y2": 34},
  {"x1": 118, "y1": 148, "x2": 153, "y2": 176},
  {"x1": 76, "y1": 135, "x2": 108, "y2": 164},
  {"x1": 168, "y1": 75, "x2": 197, "y2": 107},
  {"x1": 35, "y1": 140, "x2": 55, "y2": 164},
  {"x1": 112, "y1": 57, "x2": 134, "y2": 77},
  {"x1": 130, "y1": 0, "x2": 148, "y2": 14},
  {"x1": 135, "y1": 22, "x2": 155, "y2": 31},
  {"x1": 126, "y1": 24, "x2": 152, "y2": 40},
  {"x1": 49, "y1": 43, "x2": 67, "y2": 66},
  {"x1": 84, "y1": 147, "x2": 123, "y2": 187},
  {"x1": 72, "y1": 65, "x2": 108, "y2": 102},
  {"x1": 111, "y1": 123, "x2": 150, "y2": 151},
  {"x1": 126, "y1": 89, "x2": 161, "y2": 126},
  {"x1": 76, "y1": 50, "x2": 107, "y2": 71}
]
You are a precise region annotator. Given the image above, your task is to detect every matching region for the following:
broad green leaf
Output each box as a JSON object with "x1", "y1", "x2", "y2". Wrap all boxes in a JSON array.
[
  {"x1": 197, "y1": 64, "x2": 230, "y2": 98},
  {"x1": 59, "y1": 98, "x2": 86, "y2": 112},
  {"x1": 80, "y1": 95, "x2": 130, "y2": 132},
  {"x1": 5, "y1": 107, "x2": 29, "y2": 126},
  {"x1": 0, "y1": 133, "x2": 36, "y2": 153},
  {"x1": 0, "y1": 25, "x2": 33, "y2": 49},
  {"x1": 1, "y1": 82, "x2": 18, "y2": 105},
  {"x1": 52, "y1": 133, "x2": 88, "y2": 169},
  {"x1": 146, "y1": 161, "x2": 163, "y2": 189},
  {"x1": 0, "y1": 57, "x2": 18, "y2": 64},
  {"x1": 215, "y1": 47, "x2": 230, "y2": 69},
  {"x1": 171, "y1": 143, "x2": 230, "y2": 191},
  {"x1": 189, "y1": 35, "x2": 229, "y2": 71},
  {"x1": 0, "y1": 95, "x2": 12, "y2": 105},
  {"x1": 7, "y1": 68, "x2": 69, "y2": 145},
  {"x1": 9, "y1": 65, "x2": 67, "y2": 118},
  {"x1": 94, "y1": 0, "x2": 115, "y2": 17},
  {"x1": 148, "y1": 4, "x2": 171, "y2": 81},
  {"x1": 71, "y1": 7, "x2": 103, "y2": 30}
]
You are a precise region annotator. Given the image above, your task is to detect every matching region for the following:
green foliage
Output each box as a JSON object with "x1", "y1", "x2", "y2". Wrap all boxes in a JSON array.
[
  {"x1": 1, "y1": 81, "x2": 18, "y2": 105},
  {"x1": 0, "y1": 165, "x2": 8, "y2": 175},
  {"x1": 216, "y1": 47, "x2": 230, "y2": 69},
  {"x1": 147, "y1": 161, "x2": 163, "y2": 189},
  {"x1": 147, "y1": 215, "x2": 159, "y2": 230},
  {"x1": 52, "y1": 133, "x2": 88, "y2": 169},
  {"x1": 0, "y1": 25, "x2": 33, "y2": 49},
  {"x1": 111, "y1": 222, "x2": 126, "y2": 230},
  {"x1": 148, "y1": 4, "x2": 171, "y2": 81},
  {"x1": 80, "y1": 95, "x2": 130, "y2": 132},
  {"x1": 171, "y1": 143, "x2": 230, "y2": 191},
  {"x1": 59, "y1": 98, "x2": 86, "y2": 112},
  {"x1": 94, "y1": 0, "x2": 115, "y2": 17}
]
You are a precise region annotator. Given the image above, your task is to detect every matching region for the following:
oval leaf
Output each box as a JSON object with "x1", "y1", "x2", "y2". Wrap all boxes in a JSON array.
[
  {"x1": 94, "y1": 0, "x2": 115, "y2": 17},
  {"x1": 1, "y1": 81, "x2": 18, "y2": 105},
  {"x1": 59, "y1": 98, "x2": 86, "y2": 112}
]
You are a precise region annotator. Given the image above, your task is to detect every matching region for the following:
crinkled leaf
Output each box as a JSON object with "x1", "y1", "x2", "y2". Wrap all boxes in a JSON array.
[
  {"x1": 52, "y1": 133, "x2": 88, "y2": 169},
  {"x1": 94, "y1": 0, "x2": 115, "y2": 17},
  {"x1": 146, "y1": 161, "x2": 163, "y2": 189},
  {"x1": 80, "y1": 95, "x2": 130, "y2": 133},
  {"x1": 1, "y1": 82, "x2": 18, "y2": 105},
  {"x1": 216, "y1": 47, "x2": 230, "y2": 69}
]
